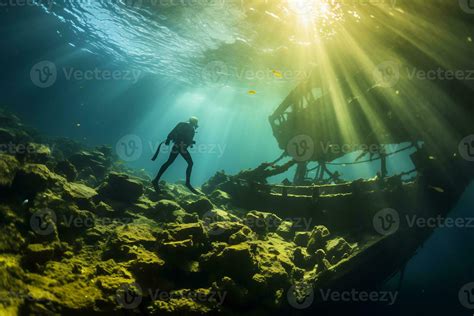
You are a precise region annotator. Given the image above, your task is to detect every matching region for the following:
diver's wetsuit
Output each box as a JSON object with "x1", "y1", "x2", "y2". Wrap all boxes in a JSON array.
[{"x1": 153, "y1": 122, "x2": 196, "y2": 190}]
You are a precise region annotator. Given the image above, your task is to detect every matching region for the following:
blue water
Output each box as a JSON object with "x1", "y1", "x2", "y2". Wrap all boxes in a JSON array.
[{"x1": 2, "y1": 1, "x2": 474, "y2": 315}]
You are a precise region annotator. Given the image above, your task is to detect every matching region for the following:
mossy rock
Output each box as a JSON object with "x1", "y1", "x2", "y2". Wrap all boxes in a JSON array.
[
  {"x1": 324, "y1": 237, "x2": 354, "y2": 265},
  {"x1": 181, "y1": 197, "x2": 215, "y2": 215},
  {"x1": 98, "y1": 172, "x2": 143, "y2": 203},
  {"x1": 12, "y1": 164, "x2": 64, "y2": 196},
  {"x1": 307, "y1": 225, "x2": 330, "y2": 253},
  {"x1": 294, "y1": 231, "x2": 311, "y2": 247},
  {"x1": 0, "y1": 154, "x2": 19, "y2": 188}
]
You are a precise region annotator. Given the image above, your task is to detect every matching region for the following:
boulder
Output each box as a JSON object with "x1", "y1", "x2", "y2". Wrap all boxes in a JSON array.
[
  {"x1": 145, "y1": 200, "x2": 197, "y2": 223},
  {"x1": 166, "y1": 223, "x2": 207, "y2": 244},
  {"x1": 182, "y1": 197, "x2": 215, "y2": 215},
  {"x1": 98, "y1": 172, "x2": 143, "y2": 203},
  {"x1": 200, "y1": 243, "x2": 256, "y2": 282},
  {"x1": 54, "y1": 160, "x2": 77, "y2": 182},
  {"x1": 12, "y1": 164, "x2": 64, "y2": 196},
  {"x1": 229, "y1": 227, "x2": 255, "y2": 245},
  {"x1": 205, "y1": 221, "x2": 245, "y2": 242},
  {"x1": 22, "y1": 243, "x2": 55, "y2": 267},
  {"x1": 0, "y1": 154, "x2": 19, "y2": 188},
  {"x1": 62, "y1": 182, "x2": 98, "y2": 209},
  {"x1": 244, "y1": 211, "x2": 283, "y2": 236},
  {"x1": 325, "y1": 237, "x2": 354, "y2": 265},
  {"x1": 202, "y1": 209, "x2": 240, "y2": 223},
  {"x1": 307, "y1": 225, "x2": 330, "y2": 253},
  {"x1": 69, "y1": 150, "x2": 109, "y2": 178},
  {"x1": 276, "y1": 221, "x2": 294, "y2": 240},
  {"x1": 16, "y1": 143, "x2": 52, "y2": 164},
  {"x1": 209, "y1": 189, "x2": 232, "y2": 208},
  {"x1": 294, "y1": 231, "x2": 311, "y2": 247},
  {"x1": 114, "y1": 224, "x2": 156, "y2": 246}
]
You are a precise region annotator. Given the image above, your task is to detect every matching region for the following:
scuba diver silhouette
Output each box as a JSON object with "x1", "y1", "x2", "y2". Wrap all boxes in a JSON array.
[{"x1": 151, "y1": 117, "x2": 199, "y2": 194}]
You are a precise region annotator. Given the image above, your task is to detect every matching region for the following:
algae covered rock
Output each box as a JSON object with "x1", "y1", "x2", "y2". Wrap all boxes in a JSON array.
[
  {"x1": 276, "y1": 220, "x2": 294, "y2": 240},
  {"x1": 182, "y1": 197, "x2": 215, "y2": 215},
  {"x1": 166, "y1": 222, "x2": 207, "y2": 244},
  {"x1": 0, "y1": 154, "x2": 19, "y2": 188},
  {"x1": 147, "y1": 199, "x2": 197, "y2": 223},
  {"x1": 294, "y1": 231, "x2": 311, "y2": 247},
  {"x1": 228, "y1": 226, "x2": 255, "y2": 245},
  {"x1": 62, "y1": 182, "x2": 98, "y2": 209},
  {"x1": 148, "y1": 288, "x2": 221, "y2": 315},
  {"x1": 54, "y1": 160, "x2": 77, "y2": 182},
  {"x1": 201, "y1": 243, "x2": 256, "y2": 282},
  {"x1": 12, "y1": 164, "x2": 64, "y2": 196},
  {"x1": 307, "y1": 225, "x2": 331, "y2": 253},
  {"x1": 244, "y1": 211, "x2": 283, "y2": 236},
  {"x1": 324, "y1": 237, "x2": 354, "y2": 265},
  {"x1": 98, "y1": 172, "x2": 143, "y2": 203},
  {"x1": 22, "y1": 243, "x2": 55, "y2": 268}
]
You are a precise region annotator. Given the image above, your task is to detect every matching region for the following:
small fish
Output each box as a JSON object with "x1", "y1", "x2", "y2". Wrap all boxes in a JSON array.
[
  {"x1": 22, "y1": 199, "x2": 29, "y2": 206},
  {"x1": 272, "y1": 70, "x2": 283, "y2": 78},
  {"x1": 248, "y1": 90, "x2": 257, "y2": 95},
  {"x1": 76, "y1": 123, "x2": 81, "y2": 127},
  {"x1": 430, "y1": 186, "x2": 445, "y2": 193}
]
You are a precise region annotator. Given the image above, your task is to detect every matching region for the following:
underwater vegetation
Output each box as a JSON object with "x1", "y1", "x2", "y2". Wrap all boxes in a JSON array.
[
  {"x1": 0, "y1": 108, "x2": 364, "y2": 314},
  {"x1": 1, "y1": 0, "x2": 474, "y2": 315}
]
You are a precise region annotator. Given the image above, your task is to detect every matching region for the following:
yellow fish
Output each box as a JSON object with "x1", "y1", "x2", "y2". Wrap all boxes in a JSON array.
[
  {"x1": 248, "y1": 90, "x2": 257, "y2": 95},
  {"x1": 272, "y1": 70, "x2": 283, "y2": 78}
]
